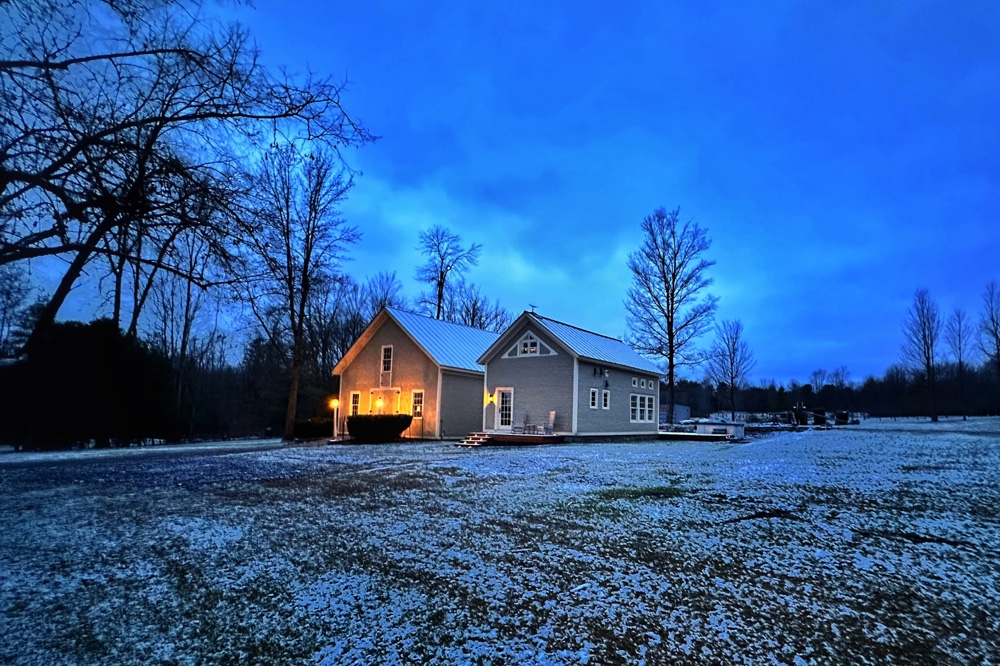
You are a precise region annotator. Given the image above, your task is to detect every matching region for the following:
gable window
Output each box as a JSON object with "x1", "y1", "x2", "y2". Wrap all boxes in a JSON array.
[
  {"x1": 590, "y1": 388, "x2": 599, "y2": 409},
  {"x1": 520, "y1": 333, "x2": 539, "y2": 356},
  {"x1": 503, "y1": 331, "x2": 555, "y2": 358},
  {"x1": 412, "y1": 390, "x2": 424, "y2": 419},
  {"x1": 381, "y1": 345, "x2": 393, "y2": 372},
  {"x1": 640, "y1": 378, "x2": 647, "y2": 389},
  {"x1": 630, "y1": 394, "x2": 655, "y2": 423},
  {"x1": 632, "y1": 377, "x2": 638, "y2": 388},
  {"x1": 602, "y1": 390, "x2": 610, "y2": 410},
  {"x1": 350, "y1": 392, "x2": 360, "y2": 416}
]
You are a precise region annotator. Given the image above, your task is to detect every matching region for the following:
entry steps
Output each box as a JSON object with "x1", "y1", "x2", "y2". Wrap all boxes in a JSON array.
[{"x1": 457, "y1": 432, "x2": 492, "y2": 447}]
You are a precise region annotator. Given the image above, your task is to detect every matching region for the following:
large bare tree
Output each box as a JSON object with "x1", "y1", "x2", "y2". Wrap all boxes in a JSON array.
[
  {"x1": 237, "y1": 145, "x2": 358, "y2": 440},
  {"x1": 901, "y1": 288, "x2": 941, "y2": 422},
  {"x1": 705, "y1": 319, "x2": 756, "y2": 421},
  {"x1": 1, "y1": 0, "x2": 371, "y2": 348},
  {"x1": 626, "y1": 207, "x2": 717, "y2": 424},
  {"x1": 415, "y1": 225, "x2": 481, "y2": 320}
]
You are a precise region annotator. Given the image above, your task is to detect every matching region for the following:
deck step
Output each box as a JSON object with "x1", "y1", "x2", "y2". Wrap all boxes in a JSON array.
[{"x1": 457, "y1": 432, "x2": 493, "y2": 447}]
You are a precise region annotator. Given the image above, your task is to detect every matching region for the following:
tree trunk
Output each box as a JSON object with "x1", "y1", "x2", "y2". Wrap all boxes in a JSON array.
[{"x1": 283, "y1": 366, "x2": 301, "y2": 440}]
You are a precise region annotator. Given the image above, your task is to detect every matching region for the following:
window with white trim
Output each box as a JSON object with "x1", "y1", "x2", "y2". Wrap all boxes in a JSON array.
[
  {"x1": 640, "y1": 378, "x2": 647, "y2": 389},
  {"x1": 412, "y1": 390, "x2": 424, "y2": 419},
  {"x1": 350, "y1": 392, "x2": 360, "y2": 416},
  {"x1": 602, "y1": 389, "x2": 610, "y2": 410},
  {"x1": 631, "y1": 377, "x2": 638, "y2": 387},
  {"x1": 630, "y1": 394, "x2": 655, "y2": 423},
  {"x1": 589, "y1": 388, "x2": 599, "y2": 409},
  {"x1": 381, "y1": 345, "x2": 393, "y2": 372},
  {"x1": 503, "y1": 331, "x2": 555, "y2": 358}
]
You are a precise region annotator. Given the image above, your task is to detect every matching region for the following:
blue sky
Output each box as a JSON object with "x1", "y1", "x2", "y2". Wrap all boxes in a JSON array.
[{"x1": 230, "y1": 1, "x2": 999, "y2": 384}]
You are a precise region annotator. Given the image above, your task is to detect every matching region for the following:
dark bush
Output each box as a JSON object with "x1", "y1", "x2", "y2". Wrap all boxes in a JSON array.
[
  {"x1": 0, "y1": 319, "x2": 173, "y2": 450},
  {"x1": 346, "y1": 414, "x2": 413, "y2": 443}
]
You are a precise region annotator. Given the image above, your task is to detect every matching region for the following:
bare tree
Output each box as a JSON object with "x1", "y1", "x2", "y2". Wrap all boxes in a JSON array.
[
  {"x1": 626, "y1": 207, "x2": 717, "y2": 423},
  {"x1": 363, "y1": 271, "x2": 407, "y2": 318},
  {"x1": 415, "y1": 225, "x2": 481, "y2": 320},
  {"x1": 447, "y1": 280, "x2": 513, "y2": 333},
  {"x1": 1, "y1": 0, "x2": 371, "y2": 347},
  {"x1": 809, "y1": 368, "x2": 828, "y2": 392},
  {"x1": 944, "y1": 307, "x2": 975, "y2": 420},
  {"x1": 981, "y1": 281, "x2": 1000, "y2": 383},
  {"x1": 829, "y1": 366, "x2": 851, "y2": 389},
  {"x1": 705, "y1": 320, "x2": 756, "y2": 421},
  {"x1": 236, "y1": 145, "x2": 358, "y2": 440},
  {"x1": 901, "y1": 288, "x2": 941, "y2": 422}
]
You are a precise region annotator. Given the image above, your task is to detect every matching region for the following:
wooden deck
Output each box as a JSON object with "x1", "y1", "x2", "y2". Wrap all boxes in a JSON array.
[
  {"x1": 657, "y1": 431, "x2": 742, "y2": 443},
  {"x1": 457, "y1": 432, "x2": 566, "y2": 447}
]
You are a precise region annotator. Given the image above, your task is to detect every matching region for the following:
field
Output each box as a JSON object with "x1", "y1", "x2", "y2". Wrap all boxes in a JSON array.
[{"x1": 1, "y1": 419, "x2": 999, "y2": 665}]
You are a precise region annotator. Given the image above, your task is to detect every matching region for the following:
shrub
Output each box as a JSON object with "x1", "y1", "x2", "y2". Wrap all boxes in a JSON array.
[{"x1": 346, "y1": 414, "x2": 413, "y2": 443}]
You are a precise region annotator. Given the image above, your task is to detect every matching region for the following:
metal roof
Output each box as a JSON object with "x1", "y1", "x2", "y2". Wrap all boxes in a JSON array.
[
  {"x1": 387, "y1": 308, "x2": 500, "y2": 373},
  {"x1": 530, "y1": 313, "x2": 662, "y2": 375}
]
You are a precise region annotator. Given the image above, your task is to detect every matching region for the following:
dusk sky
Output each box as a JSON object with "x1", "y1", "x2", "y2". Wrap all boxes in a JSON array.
[{"x1": 233, "y1": 2, "x2": 998, "y2": 384}]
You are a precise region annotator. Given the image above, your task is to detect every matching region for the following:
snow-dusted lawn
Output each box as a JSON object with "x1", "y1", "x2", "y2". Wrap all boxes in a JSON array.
[{"x1": 2, "y1": 419, "x2": 999, "y2": 665}]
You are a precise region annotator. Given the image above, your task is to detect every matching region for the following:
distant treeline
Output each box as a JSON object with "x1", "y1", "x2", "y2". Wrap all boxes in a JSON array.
[{"x1": 674, "y1": 363, "x2": 1000, "y2": 420}]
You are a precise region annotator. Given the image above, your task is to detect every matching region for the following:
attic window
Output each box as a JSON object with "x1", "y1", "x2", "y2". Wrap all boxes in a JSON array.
[
  {"x1": 503, "y1": 331, "x2": 555, "y2": 358},
  {"x1": 520, "y1": 334, "x2": 539, "y2": 356}
]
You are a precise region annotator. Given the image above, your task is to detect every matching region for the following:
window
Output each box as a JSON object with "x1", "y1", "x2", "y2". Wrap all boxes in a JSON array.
[
  {"x1": 590, "y1": 388, "x2": 599, "y2": 409},
  {"x1": 381, "y1": 345, "x2": 393, "y2": 372},
  {"x1": 602, "y1": 390, "x2": 610, "y2": 410},
  {"x1": 630, "y1": 394, "x2": 655, "y2": 423},
  {"x1": 412, "y1": 390, "x2": 424, "y2": 419},
  {"x1": 631, "y1": 377, "x2": 638, "y2": 387},
  {"x1": 350, "y1": 392, "x2": 360, "y2": 416},
  {"x1": 520, "y1": 333, "x2": 539, "y2": 356},
  {"x1": 504, "y1": 331, "x2": 555, "y2": 358}
]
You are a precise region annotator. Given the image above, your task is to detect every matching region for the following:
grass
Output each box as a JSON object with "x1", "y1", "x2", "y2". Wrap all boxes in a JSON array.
[{"x1": 594, "y1": 484, "x2": 687, "y2": 501}]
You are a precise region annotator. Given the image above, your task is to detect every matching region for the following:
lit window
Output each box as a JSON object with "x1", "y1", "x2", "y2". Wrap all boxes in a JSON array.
[
  {"x1": 602, "y1": 390, "x2": 610, "y2": 410},
  {"x1": 350, "y1": 392, "x2": 360, "y2": 416},
  {"x1": 520, "y1": 334, "x2": 539, "y2": 356},
  {"x1": 412, "y1": 390, "x2": 424, "y2": 419},
  {"x1": 590, "y1": 388, "x2": 598, "y2": 409},
  {"x1": 381, "y1": 345, "x2": 393, "y2": 372}
]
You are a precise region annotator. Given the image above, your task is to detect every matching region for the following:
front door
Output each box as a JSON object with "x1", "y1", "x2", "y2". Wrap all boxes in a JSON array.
[{"x1": 497, "y1": 389, "x2": 513, "y2": 430}]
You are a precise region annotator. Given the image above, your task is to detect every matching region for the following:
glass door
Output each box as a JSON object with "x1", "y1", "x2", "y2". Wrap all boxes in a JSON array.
[{"x1": 497, "y1": 389, "x2": 513, "y2": 429}]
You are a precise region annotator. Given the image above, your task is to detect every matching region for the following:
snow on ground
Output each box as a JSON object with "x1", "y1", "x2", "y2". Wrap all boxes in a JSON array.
[{"x1": 1, "y1": 418, "x2": 999, "y2": 665}]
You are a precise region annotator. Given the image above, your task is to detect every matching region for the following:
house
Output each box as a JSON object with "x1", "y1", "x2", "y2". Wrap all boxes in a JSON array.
[
  {"x1": 333, "y1": 308, "x2": 500, "y2": 439},
  {"x1": 477, "y1": 311, "x2": 662, "y2": 436}
]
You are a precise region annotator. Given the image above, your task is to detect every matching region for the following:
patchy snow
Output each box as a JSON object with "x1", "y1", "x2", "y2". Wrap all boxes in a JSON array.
[{"x1": 1, "y1": 417, "x2": 999, "y2": 664}]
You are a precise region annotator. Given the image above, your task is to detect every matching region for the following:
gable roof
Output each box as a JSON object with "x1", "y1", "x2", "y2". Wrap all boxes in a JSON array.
[
  {"x1": 479, "y1": 311, "x2": 661, "y2": 375},
  {"x1": 333, "y1": 307, "x2": 500, "y2": 375}
]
